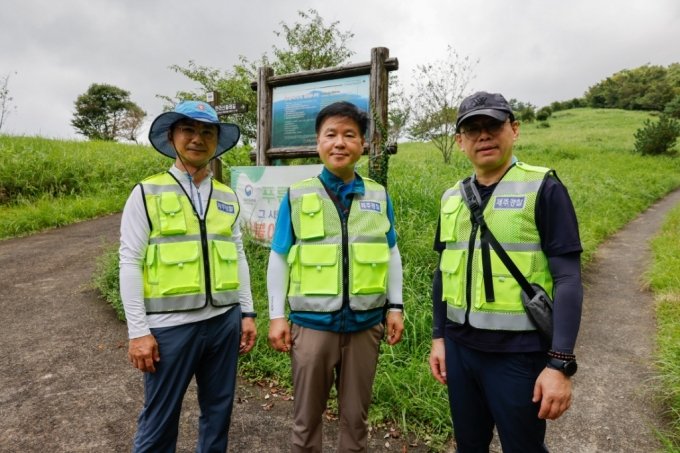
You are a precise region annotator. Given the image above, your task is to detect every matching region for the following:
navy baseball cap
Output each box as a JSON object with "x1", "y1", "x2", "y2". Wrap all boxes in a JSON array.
[
  {"x1": 456, "y1": 92, "x2": 514, "y2": 131},
  {"x1": 149, "y1": 100, "x2": 240, "y2": 159}
]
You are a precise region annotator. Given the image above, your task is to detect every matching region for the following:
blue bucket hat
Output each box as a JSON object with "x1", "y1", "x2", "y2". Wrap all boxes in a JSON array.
[{"x1": 148, "y1": 100, "x2": 240, "y2": 159}]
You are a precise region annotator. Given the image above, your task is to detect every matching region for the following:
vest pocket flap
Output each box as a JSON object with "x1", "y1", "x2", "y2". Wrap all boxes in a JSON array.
[
  {"x1": 145, "y1": 244, "x2": 156, "y2": 267},
  {"x1": 213, "y1": 241, "x2": 237, "y2": 262},
  {"x1": 351, "y1": 243, "x2": 390, "y2": 264},
  {"x1": 479, "y1": 251, "x2": 533, "y2": 277},
  {"x1": 301, "y1": 193, "x2": 322, "y2": 214},
  {"x1": 160, "y1": 192, "x2": 182, "y2": 214},
  {"x1": 287, "y1": 244, "x2": 299, "y2": 264},
  {"x1": 300, "y1": 244, "x2": 337, "y2": 266},
  {"x1": 158, "y1": 242, "x2": 200, "y2": 265},
  {"x1": 440, "y1": 249, "x2": 465, "y2": 274},
  {"x1": 442, "y1": 196, "x2": 463, "y2": 216}
]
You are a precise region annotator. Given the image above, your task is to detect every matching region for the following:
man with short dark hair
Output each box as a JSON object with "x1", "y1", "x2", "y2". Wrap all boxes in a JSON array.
[
  {"x1": 267, "y1": 101, "x2": 405, "y2": 453},
  {"x1": 120, "y1": 100, "x2": 257, "y2": 452},
  {"x1": 429, "y1": 92, "x2": 583, "y2": 452}
]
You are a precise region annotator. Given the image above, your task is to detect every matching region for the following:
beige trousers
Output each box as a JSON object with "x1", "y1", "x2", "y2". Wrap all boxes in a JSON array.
[{"x1": 290, "y1": 322, "x2": 384, "y2": 453}]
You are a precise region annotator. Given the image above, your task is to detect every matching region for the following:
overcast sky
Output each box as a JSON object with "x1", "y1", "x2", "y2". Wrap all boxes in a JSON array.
[{"x1": 1, "y1": 0, "x2": 679, "y2": 141}]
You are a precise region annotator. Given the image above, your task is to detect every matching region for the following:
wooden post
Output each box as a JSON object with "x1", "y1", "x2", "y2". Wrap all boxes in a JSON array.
[
  {"x1": 256, "y1": 67, "x2": 274, "y2": 166},
  {"x1": 369, "y1": 47, "x2": 389, "y2": 184},
  {"x1": 207, "y1": 91, "x2": 223, "y2": 182}
]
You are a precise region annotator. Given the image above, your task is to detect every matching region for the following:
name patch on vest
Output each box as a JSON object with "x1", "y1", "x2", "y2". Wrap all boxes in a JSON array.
[
  {"x1": 358, "y1": 201, "x2": 382, "y2": 213},
  {"x1": 217, "y1": 201, "x2": 235, "y2": 214},
  {"x1": 493, "y1": 196, "x2": 526, "y2": 210}
]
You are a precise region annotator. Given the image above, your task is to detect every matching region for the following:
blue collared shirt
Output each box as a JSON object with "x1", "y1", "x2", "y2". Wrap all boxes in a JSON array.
[{"x1": 271, "y1": 168, "x2": 397, "y2": 332}]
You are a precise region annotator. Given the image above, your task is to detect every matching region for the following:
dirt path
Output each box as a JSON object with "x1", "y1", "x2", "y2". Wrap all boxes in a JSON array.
[{"x1": 1, "y1": 190, "x2": 678, "y2": 452}]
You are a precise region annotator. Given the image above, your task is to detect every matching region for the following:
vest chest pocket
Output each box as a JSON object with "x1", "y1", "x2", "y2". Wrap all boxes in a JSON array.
[
  {"x1": 158, "y1": 192, "x2": 187, "y2": 235},
  {"x1": 350, "y1": 243, "x2": 390, "y2": 295},
  {"x1": 475, "y1": 251, "x2": 533, "y2": 312},
  {"x1": 212, "y1": 241, "x2": 239, "y2": 291},
  {"x1": 300, "y1": 193, "x2": 325, "y2": 239},
  {"x1": 157, "y1": 242, "x2": 201, "y2": 295},
  {"x1": 440, "y1": 249, "x2": 466, "y2": 308},
  {"x1": 440, "y1": 196, "x2": 463, "y2": 242},
  {"x1": 299, "y1": 244, "x2": 339, "y2": 295}
]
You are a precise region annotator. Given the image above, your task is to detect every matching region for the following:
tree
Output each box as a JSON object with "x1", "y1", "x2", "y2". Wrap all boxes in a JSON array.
[
  {"x1": 633, "y1": 114, "x2": 680, "y2": 156},
  {"x1": 663, "y1": 95, "x2": 680, "y2": 119},
  {"x1": 584, "y1": 64, "x2": 680, "y2": 111},
  {"x1": 271, "y1": 9, "x2": 354, "y2": 74},
  {"x1": 0, "y1": 71, "x2": 17, "y2": 134},
  {"x1": 117, "y1": 104, "x2": 147, "y2": 143},
  {"x1": 536, "y1": 106, "x2": 552, "y2": 122},
  {"x1": 387, "y1": 74, "x2": 411, "y2": 143},
  {"x1": 161, "y1": 9, "x2": 355, "y2": 145},
  {"x1": 408, "y1": 47, "x2": 477, "y2": 163},
  {"x1": 71, "y1": 83, "x2": 145, "y2": 141}
]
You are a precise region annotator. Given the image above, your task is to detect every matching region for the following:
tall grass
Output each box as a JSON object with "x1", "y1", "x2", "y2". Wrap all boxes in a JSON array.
[
  {"x1": 86, "y1": 108, "x2": 680, "y2": 449},
  {"x1": 648, "y1": 202, "x2": 680, "y2": 451}
]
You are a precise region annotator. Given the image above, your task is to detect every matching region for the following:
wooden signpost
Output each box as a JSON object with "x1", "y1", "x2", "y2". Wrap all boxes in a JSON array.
[
  {"x1": 251, "y1": 47, "x2": 398, "y2": 183},
  {"x1": 206, "y1": 91, "x2": 249, "y2": 182}
]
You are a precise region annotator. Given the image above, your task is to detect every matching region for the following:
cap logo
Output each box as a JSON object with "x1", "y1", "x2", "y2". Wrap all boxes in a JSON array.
[
  {"x1": 472, "y1": 97, "x2": 487, "y2": 107},
  {"x1": 197, "y1": 104, "x2": 205, "y2": 111}
]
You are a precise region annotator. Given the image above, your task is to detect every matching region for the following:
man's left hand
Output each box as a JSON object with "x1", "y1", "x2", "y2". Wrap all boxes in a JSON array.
[
  {"x1": 240, "y1": 317, "x2": 257, "y2": 355},
  {"x1": 385, "y1": 311, "x2": 404, "y2": 345},
  {"x1": 533, "y1": 367, "x2": 572, "y2": 420}
]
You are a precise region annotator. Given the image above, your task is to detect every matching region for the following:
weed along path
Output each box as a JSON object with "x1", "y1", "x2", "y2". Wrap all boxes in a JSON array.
[{"x1": 1, "y1": 189, "x2": 679, "y2": 452}]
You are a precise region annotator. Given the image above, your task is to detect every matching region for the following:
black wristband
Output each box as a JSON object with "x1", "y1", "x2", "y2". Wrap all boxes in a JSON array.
[
  {"x1": 387, "y1": 304, "x2": 404, "y2": 311},
  {"x1": 241, "y1": 312, "x2": 257, "y2": 318}
]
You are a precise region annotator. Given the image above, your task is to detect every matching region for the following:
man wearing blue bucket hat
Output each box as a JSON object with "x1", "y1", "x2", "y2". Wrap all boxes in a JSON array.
[{"x1": 119, "y1": 100, "x2": 257, "y2": 452}]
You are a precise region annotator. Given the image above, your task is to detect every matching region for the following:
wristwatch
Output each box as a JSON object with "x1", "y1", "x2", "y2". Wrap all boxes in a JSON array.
[{"x1": 547, "y1": 356, "x2": 578, "y2": 377}]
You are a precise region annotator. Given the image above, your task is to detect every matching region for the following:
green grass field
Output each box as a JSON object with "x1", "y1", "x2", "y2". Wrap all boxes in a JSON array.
[{"x1": 5, "y1": 108, "x2": 680, "y2": 449}]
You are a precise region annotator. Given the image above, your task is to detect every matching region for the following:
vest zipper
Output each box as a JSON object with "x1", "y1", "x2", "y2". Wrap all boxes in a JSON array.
[
  {"x1": 341, "y1": 214, "x2": 349, "y2": 332},
  {"x1": 199, "y1": 218, "x2": 212, "y2": 307},
  {"x1": 465, "y1": 223, "x2": 479, "y2": 323}
]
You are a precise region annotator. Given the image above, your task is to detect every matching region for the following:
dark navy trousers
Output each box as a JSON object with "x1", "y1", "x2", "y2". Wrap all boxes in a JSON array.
[
  {"x1": 445, "y1": 336, "x2": 549, "y2": 453},
  {"x1": 133, "y1": 307, "x2": 241, "y2": 453}
]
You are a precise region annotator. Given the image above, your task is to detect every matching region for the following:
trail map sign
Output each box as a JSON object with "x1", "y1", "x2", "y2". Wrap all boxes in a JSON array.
[
  {"x1": 271, "y1": 75, "x2": 369, "y2": 148},
  {"x1": 251, "y1": 47, "x2": 398, "y2": 171}
]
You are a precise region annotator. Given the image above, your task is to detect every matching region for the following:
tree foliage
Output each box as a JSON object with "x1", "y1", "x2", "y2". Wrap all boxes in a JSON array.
[
  {"x1": 387, "y1": 74, "x2": 411, "y2": 143},
  {"x1": 0, "y1": 71, "x2": 17, "y2": 134},
  {"x1": 408, "y1": 47, "x2": 477, "y2": 163},
  {"x1": 633, "y1": 114, "x2": 680, "y2": 156},
  {"x1": 664, "y1": 95, "x2": 680, "y2": 120},
  {"x1": 71, "y1": 83, "x2": 146, "y2": 141},
  {"x1": 585, "y1": 63, "x2": 680, "y2": 111},
  {"x1": 160, "y1": 9, "x2": 355, "y2": 146}
]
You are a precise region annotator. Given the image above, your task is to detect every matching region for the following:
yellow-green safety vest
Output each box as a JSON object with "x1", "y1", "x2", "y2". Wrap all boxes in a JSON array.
[
  {"x1": 439, "y1": 162, "x2": 554, "y2": 331},
  {"x1": 141, "y1": 172, "x2": 241, "y2": 314},
  {"x1": 287, "y1": 176, "x2": 392, "y2": 313}
]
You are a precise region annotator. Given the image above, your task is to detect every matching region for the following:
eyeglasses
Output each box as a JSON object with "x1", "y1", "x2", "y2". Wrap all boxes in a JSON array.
[
  {"x1": 175, "y1": 125, "x2": 218, "y2": 143},
  {"x1": 459, "y1": 120, "x2": 509, "y2": 141}
]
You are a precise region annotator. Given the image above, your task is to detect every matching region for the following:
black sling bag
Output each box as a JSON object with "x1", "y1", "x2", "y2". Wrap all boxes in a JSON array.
[{"x1": 459, "y1": 177, "x2": 554, "y2": 343}]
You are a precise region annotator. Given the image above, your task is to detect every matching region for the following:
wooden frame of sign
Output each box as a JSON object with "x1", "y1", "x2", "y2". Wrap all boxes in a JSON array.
[{"x1": 251, "y1": 47, "x2": 398, "y2": 173}]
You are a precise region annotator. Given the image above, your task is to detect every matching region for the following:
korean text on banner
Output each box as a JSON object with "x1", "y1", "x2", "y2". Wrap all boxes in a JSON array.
[{"x1": 231, "y1": 165, "x2": 324, "y2": 245}]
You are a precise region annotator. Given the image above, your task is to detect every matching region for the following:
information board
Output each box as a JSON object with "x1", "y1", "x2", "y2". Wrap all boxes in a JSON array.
[
  {"x1": 271, "y1": 75, "x2": 370, "y2": 148},
  {"x1": 231, "y1": 164, "x2": 324, "y2": 244}
]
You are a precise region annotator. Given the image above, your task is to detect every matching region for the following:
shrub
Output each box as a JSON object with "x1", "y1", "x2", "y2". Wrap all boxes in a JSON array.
[
  {"x1": 519, "y1": 107, "x2": 535, "y2": 123},
  {"x1": 664, "y1": 95, "x2": 680, "y2": 120},
  {"x1": 536, "y1": 106, "x2": 552, "y2": 122},
  {"x1": 633, "y1": 114, "x2": 680, "y2": 156}
]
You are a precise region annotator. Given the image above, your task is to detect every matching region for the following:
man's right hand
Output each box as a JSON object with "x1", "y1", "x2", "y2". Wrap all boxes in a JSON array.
[
  {"x1": 429, "y1": 338, "x2": 447, "y2": 385},
  {"x1": 268, "y1": 318, "x2": 292, "y2": 352},
  {"x1": 129, "y1": 334, "x2": 160, "y2": 373}
]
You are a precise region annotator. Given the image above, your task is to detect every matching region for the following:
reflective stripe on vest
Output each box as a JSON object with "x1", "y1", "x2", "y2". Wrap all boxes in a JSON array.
[
  {"x1": 287, "y1": 177, "x2": 391, "y2": 313},
  {"x1": 140, "y1": 172, "x2": 241, "y2": 314},
  {"x1": 439, "y1": 163, "x2": 554, "y2": 331}
]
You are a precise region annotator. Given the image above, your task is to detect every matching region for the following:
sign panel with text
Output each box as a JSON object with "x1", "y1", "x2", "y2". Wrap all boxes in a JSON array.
[
  {"x1": 231, "y1": 164, "x2": 324, "y2": 245},
  {"x1": 271, "y1": 75, "x2": 370, "y2": 148}
]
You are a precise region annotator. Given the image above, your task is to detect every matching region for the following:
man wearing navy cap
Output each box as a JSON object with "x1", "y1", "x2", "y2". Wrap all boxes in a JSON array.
[
  {"x1": 119, "y1": 100, "x2": 257, "y2": 452},
  {"x1": 429, "y1": 92, "x2": 583, "y2": 452}
]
